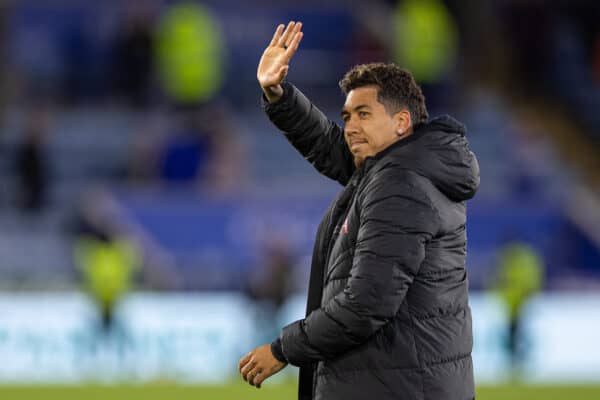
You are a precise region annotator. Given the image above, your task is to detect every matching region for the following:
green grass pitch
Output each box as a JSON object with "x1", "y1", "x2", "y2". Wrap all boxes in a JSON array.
[{"x1": 0, "y1": 383, "x2": 599, "y2": 399}]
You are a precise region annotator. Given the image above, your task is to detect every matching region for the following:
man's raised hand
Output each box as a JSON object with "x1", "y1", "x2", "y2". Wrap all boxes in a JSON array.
[{"x1": 257, "y1": 21, "x2": 303, "y2": 103}]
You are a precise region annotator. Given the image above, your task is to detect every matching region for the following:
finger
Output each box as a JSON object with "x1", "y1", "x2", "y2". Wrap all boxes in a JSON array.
[
  {"x1": 277, "y1": 21, "x2": 295, "y2": 47},
  {"x1": 285, "y1": 22, "x2": 302, "y2": 47},
  {"x1": 254, "y1": 370, "x2": 270, "y2": 388},
  {"x1": 284, "y1": 31, "x2": 303, "y2": 61},
  {"x1": 268, "y1": 24, "x2": 285, "y2": 47},
  {"x1": 248, "y1": 369, "x2": 256, "y2": 386},
  {"x1": 238, "y1": 353, "x2": 252, "y2": 371},
  {"x1": 241, "y1": 362, "x2": 256, "y2": 381},
  {"x1": 248, "y1": 368, "x2": 263, "y2": 386},
  {"x1": 240, "y1": 359, "x2": 257, "y2": 381}
]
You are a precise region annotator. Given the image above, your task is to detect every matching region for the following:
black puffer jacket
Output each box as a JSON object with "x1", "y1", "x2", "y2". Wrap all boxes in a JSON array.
[{"x1": 265, "y1": 82, "x2": 480, "y2": 400}]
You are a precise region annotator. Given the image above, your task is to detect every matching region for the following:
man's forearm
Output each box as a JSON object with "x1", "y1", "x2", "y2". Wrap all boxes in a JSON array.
[{"x1": 263, "y1": 82, "x2": 355, "y2": 185}]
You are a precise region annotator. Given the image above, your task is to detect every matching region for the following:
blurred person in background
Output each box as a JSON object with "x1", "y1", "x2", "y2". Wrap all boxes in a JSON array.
[
  {"x1": 154, "y1": 1, "x2": 224, "y2": 107},
  {"x1": 492, "y1": 240, "x2": 544, "y2": 376},
  {"x1": 199, "y1": 101, "x2": 248, "y2": 191},
  {"x1": 15, "y1": 106, "x2": 51, "y2": 213},
  {"x1": 393, "y1": 0, "x2": 458, "y2": 109},
  {"x1": 111, "y1": 2, "x2": 156, "y2": 108},
  {"x1": 239, "y1": 22, "x2": 480, "y2": 400},
  {"x1": 127, "y1": 114, "x2": 165, "y2": 184},
  {"x1": 128, "y1": 104, "x2": 244, "y2": 191},
  {"x1": 71, "y1": 189, "x2": 140, "y2": 336},
  {"x1": 159, "y1": 110, "x2": 216, "y2": 184},
  {"x1": 245, "y1": 237, "x2": 296, "y2": 346},
  {"x1": 61, "y1": 17, "x2": 96, "y2": 104}
]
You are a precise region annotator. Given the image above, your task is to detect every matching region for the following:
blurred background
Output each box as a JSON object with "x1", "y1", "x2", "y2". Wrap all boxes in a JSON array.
[{"x1": 0, "y1": 0, "x2": 599, "y2": 398}]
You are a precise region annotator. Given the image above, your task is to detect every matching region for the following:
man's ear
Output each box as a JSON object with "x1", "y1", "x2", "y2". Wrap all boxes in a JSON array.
[{"x1": 394, "y1": 109, "x2": 412, "y2": 136}]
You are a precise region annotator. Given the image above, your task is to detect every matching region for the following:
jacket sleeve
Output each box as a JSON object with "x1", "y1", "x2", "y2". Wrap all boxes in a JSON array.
[
  {"x1": 277, "y1": 173, "x2": 440, "y2": 366},
  {"x1": 262, "y1": 82, "x2": 355, "y2": 186}
]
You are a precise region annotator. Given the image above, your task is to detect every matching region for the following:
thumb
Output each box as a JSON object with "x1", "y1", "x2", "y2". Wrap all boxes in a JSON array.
[{"x1": 276, "y1": 65, "x2": 289, "y2": 82}]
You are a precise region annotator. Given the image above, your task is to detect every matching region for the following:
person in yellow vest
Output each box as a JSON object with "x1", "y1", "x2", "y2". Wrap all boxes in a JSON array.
[
  {"x1": 493, "y1": 241, "x2": 544, "y2": 372},
  {"x1": 71, "y1": 190, "x2": 140, "y2": 333},
  {"x1": 393, "y1": 0, "x2": 458, "y2": 85},
  {"x1": 74, "y1": 235, "x2": 140, "y2": 332},
  {"x1": 154, "y1": 2, "x2": 225, "y2": 106}
]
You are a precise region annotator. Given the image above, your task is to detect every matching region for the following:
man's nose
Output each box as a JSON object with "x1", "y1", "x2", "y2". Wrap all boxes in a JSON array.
[{"x1": 344, "y1": 118, "x2": 359, "y2": 136}]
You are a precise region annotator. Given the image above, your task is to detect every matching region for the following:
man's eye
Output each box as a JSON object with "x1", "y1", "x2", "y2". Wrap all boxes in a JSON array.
[{"x1": 359, "y1": 112, "x2": 369, "y2": 118}]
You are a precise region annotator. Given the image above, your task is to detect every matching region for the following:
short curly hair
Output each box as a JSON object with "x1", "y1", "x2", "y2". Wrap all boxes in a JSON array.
[{"x1": 339, "y1": 63, "x2": 428, "y2": 125}]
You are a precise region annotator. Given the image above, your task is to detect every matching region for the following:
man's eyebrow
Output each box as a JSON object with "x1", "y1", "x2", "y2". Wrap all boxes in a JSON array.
[{"x1": 341, "y1": 104, "x2": 371, "y2": 117}]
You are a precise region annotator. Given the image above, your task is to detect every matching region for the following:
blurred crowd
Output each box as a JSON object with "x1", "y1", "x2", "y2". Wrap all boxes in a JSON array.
[{"x1": 0, "y1": 0, "x2": 598, "y2": 302}]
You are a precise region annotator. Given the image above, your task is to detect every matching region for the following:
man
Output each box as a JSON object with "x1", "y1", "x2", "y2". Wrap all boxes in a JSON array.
[{"x1": 239, "y1": 21, "x2": 480, "y2": 400}]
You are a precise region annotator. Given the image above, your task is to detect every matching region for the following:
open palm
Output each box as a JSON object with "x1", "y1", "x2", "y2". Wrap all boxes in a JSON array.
[{"x1": 257, "y1": 21, "x2": 304, "y2": 89}]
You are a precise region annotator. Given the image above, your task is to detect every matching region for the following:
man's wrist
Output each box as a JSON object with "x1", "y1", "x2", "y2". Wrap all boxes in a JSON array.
[
  {"x1": 262, "y1": 84, "x2": 284, "y2": 103},
  {"x1": 270, "y1": 338, "x2": 287, "y2": 363}
]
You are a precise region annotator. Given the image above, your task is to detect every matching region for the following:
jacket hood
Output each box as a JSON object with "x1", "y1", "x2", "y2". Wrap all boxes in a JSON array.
[{"x1": 372, "y1": 115, "x2": 480, "y2": 201}]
